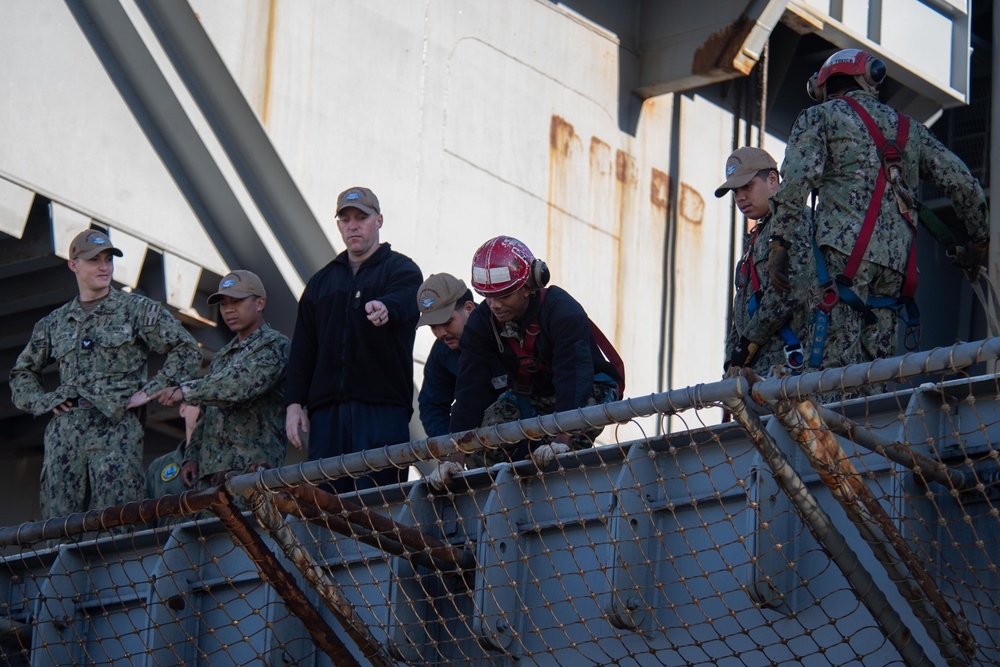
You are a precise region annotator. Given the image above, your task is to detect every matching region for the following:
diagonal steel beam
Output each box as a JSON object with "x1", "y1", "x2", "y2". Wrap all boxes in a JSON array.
[
  {"x1": 135, "y1": 0, "x2": 333, "y2": 282},
  {"x1": 63, "y1": 0, "x2": 300, "y2": 328}
]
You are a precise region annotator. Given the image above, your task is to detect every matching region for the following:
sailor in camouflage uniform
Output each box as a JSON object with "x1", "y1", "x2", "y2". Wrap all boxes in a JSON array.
[
  {"x1": 715, "y1": 147, "x2": 813, "y2": 378},
  {"x1": 156, "y1": 271, "x2": 289, "y2": 490},
  {"x1": 768, "y1": 49, "x2": 989, "y2": 370},
  {"x1": 10, "y1": 229, "x2": 202, "y2": 520}
]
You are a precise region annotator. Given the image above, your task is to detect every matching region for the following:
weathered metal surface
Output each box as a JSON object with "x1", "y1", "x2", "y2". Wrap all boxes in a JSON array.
[
  {"x1": 636, "y1": 0, "x2": 790, "y2": 96},
  {"x1": 723, "y1": 391, "x2": 937, "y2": 667},
  {"x1": 692, "y1": 15, "x2": 757, "y2": 76},
  {"x1": 773, "y1": 398, "x2": 975, "y2": 665}
]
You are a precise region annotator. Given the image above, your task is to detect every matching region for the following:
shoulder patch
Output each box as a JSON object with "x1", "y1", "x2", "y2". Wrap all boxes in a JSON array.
[
  {"x1": 145, "y1": 303, "x2": 161, "y2": 327},
  {"x1": 160, "y1": 462, "x2": 180, "y2": 482}
]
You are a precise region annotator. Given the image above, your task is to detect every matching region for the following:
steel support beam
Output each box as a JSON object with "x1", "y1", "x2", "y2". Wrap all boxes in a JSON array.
[
  {"x1": 63, "y1": 0, "x2": 300, "y2": 329},
  {"x1": 135, "y1": 0, "x2": 333, "y2": 282}
]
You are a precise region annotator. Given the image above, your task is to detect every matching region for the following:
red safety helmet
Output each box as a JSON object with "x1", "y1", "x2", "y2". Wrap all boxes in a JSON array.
[
  {"x1": 470, "y1": 236, "x2": 550, "y2": 297},
  {"x1": 807, "y1": 48, "x2": 886, "y2": 103}
]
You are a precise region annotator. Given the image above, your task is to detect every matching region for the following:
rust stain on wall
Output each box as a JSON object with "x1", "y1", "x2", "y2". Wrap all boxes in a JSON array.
[
  {"x1": 691, "y1": 16, "x2": 756, "y2": 76},
  {"x1": 650, "y1": 168, "x2": 671, "y2": 210},
  {"x1": 550, "y1": 115, "x2": 576, "y2": 154},
  {"x1": 615, "y1": 150, "x2": 630, "y2": 184},
  {"x1": 590, "y1": 137, "x2": 611, "y2": 175},
  {"x1": 613, "y1": 148, "x2": 637, "y2": 345},
  {"x1": 261, "y1": 0, "x2": 278, "y2": 126},
  {"x1": 679, "y1": 183, "x2": 704, "y2": 225},
  {"x1": 548, "y1": 115, "x2": 578, "y2": 263}
]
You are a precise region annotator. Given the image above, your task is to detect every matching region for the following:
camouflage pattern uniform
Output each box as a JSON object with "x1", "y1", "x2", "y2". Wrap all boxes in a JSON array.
[
  {"x1": 181, "y1": 323, "x2": 290, "y2": 484},
  {"x1": 771, "y1": 90, "x2": 989, "y2": 369},
  {"x1": 10, "y1": 288, "x2": 202, "y2": 519},
  {"x1": 467, "y1": 383, "x2": 616, "y2": 469},
  {"x1": 145, "y1": 443, "x2": 187, "y2": 499},
  {"x1": 727, "y1": 214, "x2": 815, "y2": 377}
]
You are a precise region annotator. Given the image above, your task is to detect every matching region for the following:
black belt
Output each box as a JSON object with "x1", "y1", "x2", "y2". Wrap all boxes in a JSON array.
[{"x1": 69, "y1": 397, "x2": 95, "y2": 409}]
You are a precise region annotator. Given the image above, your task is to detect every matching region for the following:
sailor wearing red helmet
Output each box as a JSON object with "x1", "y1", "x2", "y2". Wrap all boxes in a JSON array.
[
  {"x1": 767, "y1": 48, "x2": 988, "y2": 374},
  {"x1": 426, "y1": 236, "x2": 623, "y2": 490}
]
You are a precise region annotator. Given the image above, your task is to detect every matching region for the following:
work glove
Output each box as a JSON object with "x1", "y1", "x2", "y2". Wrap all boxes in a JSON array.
[
  {"x1": 530, "y1": 441, "x2": 570, "y2": 468},
  {"x1": 767, "y1": 240, "x2": 791, "y2": 294},
  {"x1": 948, "y1": 238, "x2": 989, "y2": 282},
  {"x1": 425, "y1": 461, "x2": 464, "y2": 492},
  {"x1": 725, "y1": 336, "x2": 759, "y2": 372}
]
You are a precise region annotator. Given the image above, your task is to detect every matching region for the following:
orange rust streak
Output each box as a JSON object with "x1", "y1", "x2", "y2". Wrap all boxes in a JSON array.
[
  {"x1": 613, "y1": 148, "x2": 635, "y2": 347},
  {"x1": 261, "y1": 0, "x2": 278, "y2": 126},
  {"x1": 548, "y1": 115, "x2": 576, "y2": 264},
  {"x1": 678, "y1": 183, "x2": 704, "y2": 225},
  {"x1": 650, "y1": 169, "x2": 671, "y2": 211},
  {"x1": 691, "y1": 16, "x2": 755, "y2": 76}
]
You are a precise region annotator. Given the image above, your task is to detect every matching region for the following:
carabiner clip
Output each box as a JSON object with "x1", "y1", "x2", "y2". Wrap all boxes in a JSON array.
[
  {"x1": 784, "y1": 344, "x2": 804, "y2": 373},
  {"x1": 904, "y1": 324, "x2": 921, "y2": 352}
]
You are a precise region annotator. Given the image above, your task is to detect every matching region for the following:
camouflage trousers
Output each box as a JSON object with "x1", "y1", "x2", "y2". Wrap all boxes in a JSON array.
[
  {"x1": 813, "y1": 247, "x2": 905, "y2": 368},
  {"x1": 466, "y1": 382, "x2": 618, "y2": 469},
  {"x1": 809, "y1": 248, "x2": 905, "y2": 400},
  {"x1": 41, "y1": 407, "x2": 144, "y2": 520}
]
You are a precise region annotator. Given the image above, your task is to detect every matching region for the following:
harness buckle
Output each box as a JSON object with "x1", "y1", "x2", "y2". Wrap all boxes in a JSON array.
[
  {"x1": 904, "y1": 323, "x2": 921, "y2": 352},
  {"x1": 512, "y1": 382, "x2": 533, "y2": 396},
  {"x1": 783, "y1": 344, "x2": 804, "y2": 372},
  {"x1": 818, "y1": 278, "x2": 839, "y2": 312},
  {"x1": 879, "y1": 140, "x2": 903, "y2": 165}
]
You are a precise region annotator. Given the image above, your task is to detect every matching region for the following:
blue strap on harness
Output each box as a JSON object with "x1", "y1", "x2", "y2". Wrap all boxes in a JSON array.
[
  {"x1": 867, "y1": 296, "x2": 921, "y2": 350},
  {"x1": 747, "y1": 292, "x2": 804, "y2": 372},
  {"x1": 808, "y1": 232, "x2": 833, "y2": 368},
  {"x1": 809, "y1": 227, "x2": 922, "y2": 368}
]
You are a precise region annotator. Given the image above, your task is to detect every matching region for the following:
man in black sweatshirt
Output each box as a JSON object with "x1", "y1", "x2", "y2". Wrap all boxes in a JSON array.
[{"x1": 285, "y1": 187, "x2": 422, "y2": 493}]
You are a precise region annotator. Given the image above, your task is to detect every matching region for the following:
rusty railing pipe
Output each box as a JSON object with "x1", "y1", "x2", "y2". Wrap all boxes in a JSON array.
[
  {"x1": 210, "y1": 487, "x2": 363, "y2": 666},
  {"x1": 815, "y1": 404, "x2": 974, "y2": 490},
  {"x1": 248, "y1": 491, "x2": 395, "y2": 667}
]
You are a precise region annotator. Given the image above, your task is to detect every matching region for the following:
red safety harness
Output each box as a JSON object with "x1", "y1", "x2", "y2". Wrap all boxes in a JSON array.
[
  {"x1": 838, "y1": 96, "x2": 919, "y2": 299},
  {"x1": 503, "y1": 289, "x2": 626, "y2": 398},
  {"x1": 808, "y1": 97, "x2": 921, "y2": 366}
]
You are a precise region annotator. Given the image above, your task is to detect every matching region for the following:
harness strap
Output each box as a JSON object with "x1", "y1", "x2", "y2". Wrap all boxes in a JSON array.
[
  {"x1": 839, "y1": 97, "x2": 918, "y2": 299},
  {"x1": 504, "y1": 288, "x2": 626, "y2": 397},
  {"x1": 504, "y1": 300, "x2": 550, "y2": 395},
  {"x1": 587, "y1": 317, "x2": 626, "y2": 397},
  {"x1": 744, "y1": 227, "x2": 762, "y2": 294},
  {"x1": 807, "y1": 99, "x2": 922, "y2": 365},
  {"x1": 742, "y1": 226, "x2": 803, "y2": 372}
]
